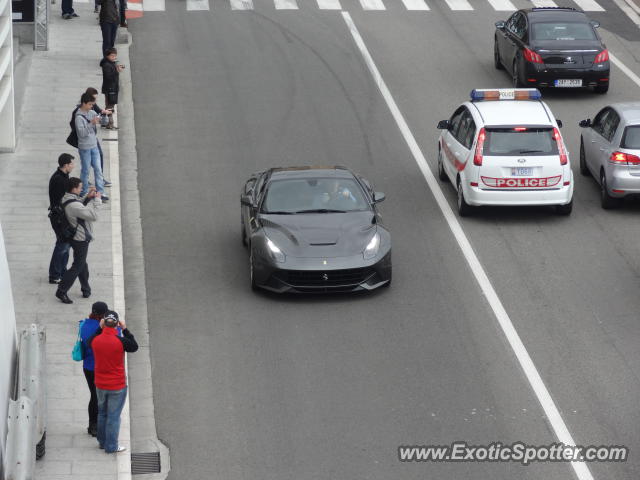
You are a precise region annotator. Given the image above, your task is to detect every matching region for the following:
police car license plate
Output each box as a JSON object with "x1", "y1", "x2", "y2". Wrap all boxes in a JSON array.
[
  {"x1": 555, "y1": 79, "x2": 582, "y2": 88},
  {"x1": 511, "y1": 167, "x2": 533, "y2": 176}
]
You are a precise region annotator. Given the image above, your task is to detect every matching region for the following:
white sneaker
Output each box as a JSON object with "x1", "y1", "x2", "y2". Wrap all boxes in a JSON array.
[{"x1": 107, "y1": 445, "x2": 127, "y2": 453}]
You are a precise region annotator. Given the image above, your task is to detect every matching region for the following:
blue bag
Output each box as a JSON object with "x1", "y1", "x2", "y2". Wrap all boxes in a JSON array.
[{"x1": 72, "y1": 320, "x2": 85, "y2": 362}]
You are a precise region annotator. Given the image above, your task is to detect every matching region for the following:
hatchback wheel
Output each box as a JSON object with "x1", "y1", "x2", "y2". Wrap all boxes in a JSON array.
[
  {"x1": 494, "y1": 41, "x2": 503, "y2": 70},
  {"x1": 579, "y1": 140, "x2": 589, "y2": 177},
  {"x1": 438, "y1": 149, "x2": 448, "y2": 182},
  {"x1": 600, "y1": 172, "x2": 620, "y2": 209},
  {"x1": 555, "y1": 199, "x2": 573, "y2": 216},
  {"x1": 457, "y1": 179, "x2": 473, "y2": 217}
]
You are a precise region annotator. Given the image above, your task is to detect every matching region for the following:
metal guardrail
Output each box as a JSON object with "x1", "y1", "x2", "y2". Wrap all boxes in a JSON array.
[
  {"x1": 5, "y1": 324, "x2": 47, "y2": 480},
  {"x1": 34, "y1": 0, "x2": 48, "y2": 51}
]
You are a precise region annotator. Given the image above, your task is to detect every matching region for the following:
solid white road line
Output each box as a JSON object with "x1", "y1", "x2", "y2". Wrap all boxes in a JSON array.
[
  {"x1": 187, "y1": 0, "x2": 209, "y2": 10},
  {"x1": 401, "y1": 0, "x2": 430, "y2": 10},
  {"x1": 486, "y1": 0, "x2": 516, "y2": 10},
  {"x1": 230, "y1": 0, "x2": 253, "y2": 9},
  {"x1": 443, "y1": 0, "x2": 473, "y2": 10},
  {"x1": 359, "y1": 0, "x2": 386, "y2": 10},
  {"x1": 317, "y1": 0, "x2": 341, "y2": 9},
  {"x1": 611, "y1": 0, "x2": 640, "y2": 26},
  {"x1": 127, "y1": 3, "x2": 143, "y2": 11},
  {"x1": 572, "y1": 0, "x2": 604, "y2": 11},
  {"x1": 274, "y1": 0, "x2": 298, "y2": 9},
  {"x1": 611, "y1": 53, "x2": 640, "y2": 89},
  {"x1": 142, "y1": 0, "x2": 164, "y2": 11},
  {"x1": 341, "y1": 10, "x2": 595, "y2": 480},
  {"x1": 531, "y1": 0, "x2": 558, "y2": 6}
]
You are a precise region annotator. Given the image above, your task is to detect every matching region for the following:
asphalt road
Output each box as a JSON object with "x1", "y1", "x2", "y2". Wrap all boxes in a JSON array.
[{"x1": 129, "y1": 2, "x2": 640, "y2": 479}]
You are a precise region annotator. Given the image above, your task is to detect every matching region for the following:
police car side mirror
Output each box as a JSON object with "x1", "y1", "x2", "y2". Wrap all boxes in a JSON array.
[
  {"x1": 556, "y1": 119, "x2": 563, "y2": 128},
  {"x1": 579, "y1": 119, "x2": 592, "y2": 128},
  {"x1": 373, "y1": 192, "x2": 386, "y2": 203},
  {"x1": 437, "y1": 120, "x2": 450, "y2": 130},
  {"x1": 590, "y1": 20, "x2": 600, "y2": 28},
  {"x1": 495, "y1": 21, "x2": 506, "y2": 30}
]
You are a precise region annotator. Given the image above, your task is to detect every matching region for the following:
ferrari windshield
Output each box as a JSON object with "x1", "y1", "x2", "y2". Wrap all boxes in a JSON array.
[{"x1": 262, "y1": 178, "x2": 369, "y2": 214}]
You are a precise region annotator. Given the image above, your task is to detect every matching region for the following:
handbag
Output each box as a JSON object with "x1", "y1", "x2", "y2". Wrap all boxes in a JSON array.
[
  {"x1": 106, "y1": 91, "x2": 118, "y2": 105},
  {"x1": 71, "y1": 320, "x2": 85, "y2": 361},
  {"x1": 66, "y1": 130, "x2": 78, "y2": 148}
]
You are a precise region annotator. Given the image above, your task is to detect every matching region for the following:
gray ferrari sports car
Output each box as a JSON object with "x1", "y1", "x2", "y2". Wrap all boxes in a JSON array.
[{"x1": 240, "y1": 166, "x2": 392, "y2": 293}]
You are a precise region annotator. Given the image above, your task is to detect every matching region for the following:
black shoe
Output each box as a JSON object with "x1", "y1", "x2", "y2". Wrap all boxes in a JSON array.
[
  {"x1": 82, "y1": 291, "x2": 91, "y2": 299},
  {"x1": 49, "y1": 278, "x2": 61, "y2": 284},
  {"x1": 62, "y1": 13, "x2": 71, "y2": 19},
  {"x1": 88, "y1": 424, "x2": 97, "y2": 437},
  {"x1": 104, "y1": 180, "x2": 112, "y2": 187},
  {"x1": 55, "y1": 290, "x2": 73, "y2": 304},
  {"x1": 71, "y1": 12, "x2": 79, "y2": 17},
  {"x1": 101, "y1": 195, "x2": 109, "y2": 202}
]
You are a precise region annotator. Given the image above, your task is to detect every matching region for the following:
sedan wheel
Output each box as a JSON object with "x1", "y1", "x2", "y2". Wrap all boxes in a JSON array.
[
  {"x1": 512, "y1": 60, "x2": 522, "y2": 88},
  {"x1": 438, "y1": 149, "x2": 448, "y2": 182},
  {"x1": 600, "y1": 172, "x2": 620, "y2": 209},
  {"x1": 249, "y1": 248, "x2": 258, "y2": 290},
  {"x1": 241, "y1": 220, "x2": 247, "y2": 246},
  {"x1": 579, "y1": 140, "x2": 589, "y2": 177},
  {"x1": 494, "y1": 41, "x2": 503, "y2": 70}
]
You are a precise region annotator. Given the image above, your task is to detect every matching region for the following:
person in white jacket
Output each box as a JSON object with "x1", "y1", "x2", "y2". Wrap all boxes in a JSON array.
[{"x1": 55, "y1": 177, "x2": 102, "y2": 304}]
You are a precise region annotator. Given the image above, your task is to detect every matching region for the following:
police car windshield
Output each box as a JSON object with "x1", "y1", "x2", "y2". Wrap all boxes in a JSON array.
[
  {"x1": 484, "y1": 128, "x2": 558, "y2": 156},
  {"x1": 531, "y1": 22, "x2": 597, "y2": 41},
  {"x1": 622, "y1": 126, "x2": 640, "y2": 149},
  {"x1": 261, "y1": 178, "x2": 369, "y2": 214}
]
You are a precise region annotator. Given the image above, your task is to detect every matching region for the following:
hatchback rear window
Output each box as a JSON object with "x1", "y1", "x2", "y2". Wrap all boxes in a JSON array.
[
  {"x1": 531, "y1": 22, "x2": 596, "y2": 41},
  {"x1": 621, "y1": 126, "x2": 640, "y2": 149},
  {"x1": 484, "y1": 128, "x2": 558, "y2": 156}
]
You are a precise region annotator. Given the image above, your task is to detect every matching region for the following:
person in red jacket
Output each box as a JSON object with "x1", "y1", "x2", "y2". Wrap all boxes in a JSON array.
[{"x1": 88, "y1": 311, "x2": 138, "y2": 453}]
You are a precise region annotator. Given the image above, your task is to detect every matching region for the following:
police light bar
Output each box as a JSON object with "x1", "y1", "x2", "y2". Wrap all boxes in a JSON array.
[{"x1": 470, "y1": 88, "x2": 542, "y2": 101}]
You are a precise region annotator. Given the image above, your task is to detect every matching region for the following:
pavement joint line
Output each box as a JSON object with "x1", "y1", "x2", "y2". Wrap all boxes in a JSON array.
[{"x1": 341, "y1": 10, "x2": 597, "y2": 480}]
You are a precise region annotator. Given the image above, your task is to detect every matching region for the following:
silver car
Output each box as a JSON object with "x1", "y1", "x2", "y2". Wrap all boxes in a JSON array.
[{"x1": 579, "y1": 103, "x2": 640, "y2": 208}]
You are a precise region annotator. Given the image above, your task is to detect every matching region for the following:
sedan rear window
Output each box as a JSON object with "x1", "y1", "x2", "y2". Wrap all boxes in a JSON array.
[
  {"x1": 484, "y1": 128, "x2": 558, "y2": 156},
  {"x1": 622, "y1": 126, "x2": 640, "y2": 149},
  {"x1": 262, "y1": 178, "x2": 369, "y2": 214},
  {"x1": 531, "y1": 22, "x2": 596, "y2": 41}
]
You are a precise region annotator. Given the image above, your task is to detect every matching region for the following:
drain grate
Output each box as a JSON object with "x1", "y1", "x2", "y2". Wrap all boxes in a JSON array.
[{"x1": 131, "y1": 452, "x2": 161, "y2": 475}]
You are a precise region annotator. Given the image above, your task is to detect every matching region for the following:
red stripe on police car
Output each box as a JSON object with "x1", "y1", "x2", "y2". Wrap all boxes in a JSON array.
[{"x1": 481, "y1": 176, "x2": 562, "y2": 188}]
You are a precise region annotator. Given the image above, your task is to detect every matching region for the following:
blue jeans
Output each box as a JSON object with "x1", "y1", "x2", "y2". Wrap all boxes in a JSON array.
[
  {"x1": 97, "y1": 387, "x2": 127, "y2": 452},
  {"x1": 101, "y1": 23, "x2": 119, "y2": 56},
  {"x1": 48, "y1": 237, "x2": 70, "y2": 280},
  {"x1": 79, "y1": 147, "x2": 104, "y2": 196}
]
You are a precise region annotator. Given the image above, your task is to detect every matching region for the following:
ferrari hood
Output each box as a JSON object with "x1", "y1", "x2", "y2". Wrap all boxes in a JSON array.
[{"x1": 260, "y1": 211, "x2": 377, "y2": 258}]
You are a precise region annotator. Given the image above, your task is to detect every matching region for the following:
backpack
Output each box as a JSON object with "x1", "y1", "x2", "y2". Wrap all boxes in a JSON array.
[
  {"x1": 48, "y1": 198, "x2": 80, "y2": 242},
  {"x1": 65, "y1": 108, "x2": 90, "y2": 148}
]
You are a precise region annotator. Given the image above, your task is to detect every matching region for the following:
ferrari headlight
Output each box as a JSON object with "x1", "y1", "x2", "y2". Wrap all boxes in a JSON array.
[
  {"x1": 266, "y1": 238, "x2": 286, "y2": 263},
  {"x1": 363, "y1": 232, "x2": 380, "y2": 260}
]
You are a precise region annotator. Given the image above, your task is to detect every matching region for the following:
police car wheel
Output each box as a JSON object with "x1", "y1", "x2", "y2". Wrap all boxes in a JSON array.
[
  {"x1": 438, "y1": 149, "x2": 448, "y2": 182},
  {"x1": 494, "y1": 41, "x2": 503, "y2": 70},
  {"x1": 579, "y1": 140, "x2": 590, "y2": 177},
  {"x1": 457, "y1": 179, "x2": 473, "y2": 217},
  {"x1": 555, "y1": 200, "x2": 572, "y2": 216}
]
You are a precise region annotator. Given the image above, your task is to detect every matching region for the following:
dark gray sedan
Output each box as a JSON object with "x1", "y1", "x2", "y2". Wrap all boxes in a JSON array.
[
  {"x1": 240, "y1": 166, "x2": 391, "y2": 293},
  {"x1": 579, "y1": 102, "x2": 640, "y2": 208}
]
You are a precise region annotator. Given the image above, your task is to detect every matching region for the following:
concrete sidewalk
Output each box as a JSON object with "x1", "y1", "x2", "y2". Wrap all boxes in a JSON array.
[{"x1": 0, "y1": 6, "x2": 131, "y2": 479}]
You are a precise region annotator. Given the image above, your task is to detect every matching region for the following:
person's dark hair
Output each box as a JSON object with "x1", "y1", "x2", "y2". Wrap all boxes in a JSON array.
[
  {"x1": 66, "y1": 177, "x2": 82, "y2": 192},
  {"x1": 105, "y1": 48, "x2": 117, "y2": 57},
  {"x1": 80, "y1": 92, "x2": 94, "y2": 105},
  {"x1": 58, "y1": 153, "x2": 74, "y2": 168},
  {"x1": 86, "y1": 87, "x2": 99, "y2": 97}
]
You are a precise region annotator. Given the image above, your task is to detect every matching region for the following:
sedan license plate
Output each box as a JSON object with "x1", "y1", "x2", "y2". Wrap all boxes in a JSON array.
[
  {"x1": 554, "y1": 79, "x2": 582, "y2": 88},
  {"x1": 511, "y1": 167, "x2": 533, "y2": 176}
]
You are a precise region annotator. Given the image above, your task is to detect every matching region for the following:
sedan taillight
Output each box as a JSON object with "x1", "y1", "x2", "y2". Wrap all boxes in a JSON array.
[
  {"x1": 611, "y1": 151, "x2": 640, "y2": 165},
  {"x1": 594, "y1": 49, "x2": 609, "y2": 64},
  {"x1": 523, "y1": 48, "x2": 544, "y2": 64}
]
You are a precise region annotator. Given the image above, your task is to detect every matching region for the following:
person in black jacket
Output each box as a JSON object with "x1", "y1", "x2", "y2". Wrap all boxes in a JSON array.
[
  {"x1": 99, "y1": 0, "x2": 120, "y2": 57},
  {"x1": 100, "y1": 48, "x2": 124, "y2": 129},
  {"x1": 48, "y1": 154, "x2": 75, "y2": 284}
]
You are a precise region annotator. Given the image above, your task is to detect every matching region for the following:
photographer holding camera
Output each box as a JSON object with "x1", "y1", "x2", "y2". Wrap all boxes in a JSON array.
[
  {"x1": 88, "y1": 310, "x2": 138, "y2": 453},
  {"x1": 75, "y1": 93, "x2": 107, "y2": 200}
]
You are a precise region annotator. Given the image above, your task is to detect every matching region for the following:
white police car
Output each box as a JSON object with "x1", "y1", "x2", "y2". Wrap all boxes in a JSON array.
[{"x1": 436, "y1": 88, "x2": 573, "y2": 216}]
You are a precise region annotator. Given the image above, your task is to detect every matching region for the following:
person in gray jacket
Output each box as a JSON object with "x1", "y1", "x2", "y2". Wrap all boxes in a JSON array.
[
  {"x1": 76, "y1": 93, "x2": 107, "y2": 201},
  {"x1": 56, "y1": 177, "x2": 102, "y2": 304}
]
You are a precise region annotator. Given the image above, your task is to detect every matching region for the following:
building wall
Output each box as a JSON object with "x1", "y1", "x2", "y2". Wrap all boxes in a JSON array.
[{"x1": 0, "y1": 222, "x2": 18, "y2": 477}]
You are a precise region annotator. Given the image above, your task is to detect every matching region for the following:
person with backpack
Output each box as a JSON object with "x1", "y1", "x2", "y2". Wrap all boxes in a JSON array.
[
  {"x1": 55, "y1": 177, "x2": 102, "y2": 304},
  {"x1": 48, "y1": 154, "x2": 75, "y2": 284},
  {"x1": 75, "y1": 93, "x2": 108, "y2": 201}
]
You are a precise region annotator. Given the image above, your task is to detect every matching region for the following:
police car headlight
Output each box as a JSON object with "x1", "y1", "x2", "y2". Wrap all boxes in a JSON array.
[
  {"x1": 266, "y1": 238, "x2": 286, "y2": 263},
  {"x1": 363, "y1": 233, "x2": 380, "y2": 260}
]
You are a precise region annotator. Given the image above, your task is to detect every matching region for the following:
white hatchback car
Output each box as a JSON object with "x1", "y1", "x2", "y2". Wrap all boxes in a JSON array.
[{"x1": 436, "y1": 88, "x2": 573, "y2": 216}]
